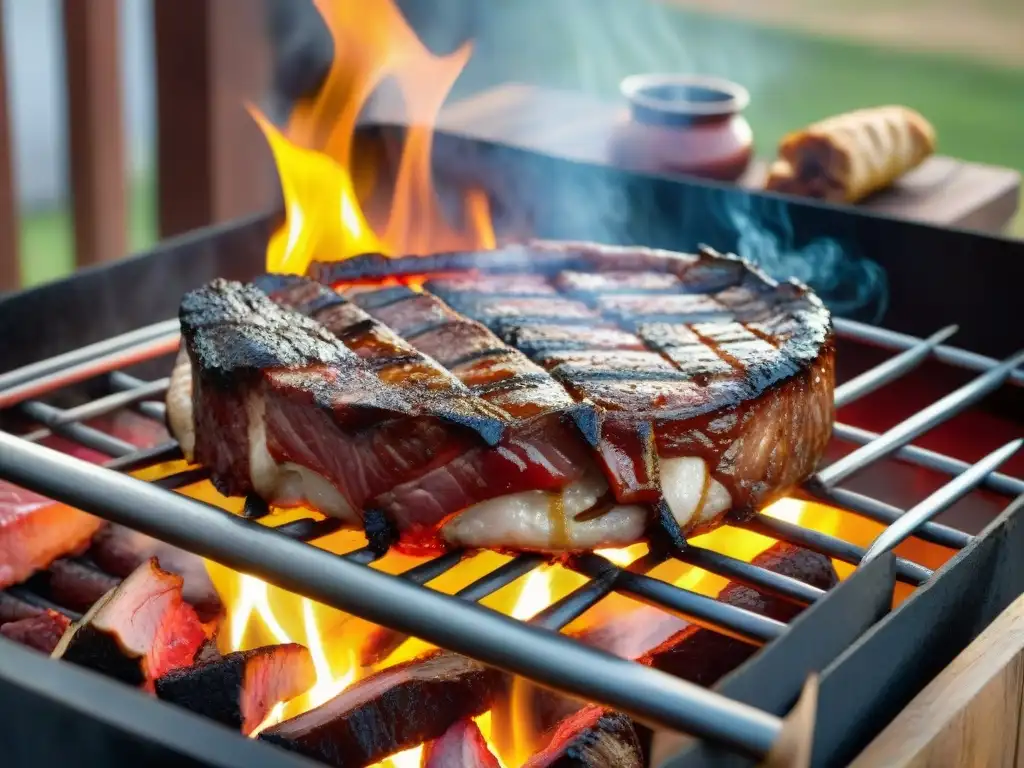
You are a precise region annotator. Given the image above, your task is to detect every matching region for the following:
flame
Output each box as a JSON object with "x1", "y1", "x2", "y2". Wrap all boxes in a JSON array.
[{"x1": 257, "y1": 0, "x2": 496, "y2": 276}]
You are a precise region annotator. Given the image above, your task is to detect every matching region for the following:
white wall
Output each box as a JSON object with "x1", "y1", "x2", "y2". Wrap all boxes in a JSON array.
[{"x1": 1, "y1": 0, "x2": 154, "y2": 211}]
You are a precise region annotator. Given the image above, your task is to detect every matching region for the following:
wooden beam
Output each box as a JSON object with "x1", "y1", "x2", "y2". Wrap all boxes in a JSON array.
[
  {"x1": 850, "y1": 592, "x2": 1024, "y2": 767},
  {"x1": 153, "y1": 0, "x2": 274, "y2": 239},
  {"x1": 0, "y1": 3, "x2": 20, "y2": 291},
  {"x1": 62, "y1": 0, "x2": 127, "y2": 269}
]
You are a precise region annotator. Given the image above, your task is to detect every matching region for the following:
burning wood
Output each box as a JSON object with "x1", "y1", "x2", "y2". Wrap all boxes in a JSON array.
[
  {"x1": 422, "y1": 719, "x2": 500, "y2": 768},
  {"x1": 259, "y1": 649, "x2": 504, "y2": 767},
  {"x1": 52, "y1": 558, "x2": 206, "y2": 688},
  {"x1": 0, "y1": 609, "x2": 70, "y2": 654},
  {"x1": 522, "y1": 707, "x2": 643, "y2": 768},
  {"x1": 39, "y1": 558, "x2": 120, "y2": 614},
  {"x1": 155, "y1": 643, "x2": 316, "y2": 735},
  {"x1": 88, "y1": 523, "x2": 223, "y2": 622}
]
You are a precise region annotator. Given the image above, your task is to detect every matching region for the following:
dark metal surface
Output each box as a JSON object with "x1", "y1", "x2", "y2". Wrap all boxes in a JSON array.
[{"x1": 0, "y1": 636, "x2": 315, "y2": 768}]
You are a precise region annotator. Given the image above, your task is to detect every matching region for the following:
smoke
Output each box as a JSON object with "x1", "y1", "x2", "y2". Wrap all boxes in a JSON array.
[{"x1": 725, "y1": 193, "x2": 889, "y2": 322}]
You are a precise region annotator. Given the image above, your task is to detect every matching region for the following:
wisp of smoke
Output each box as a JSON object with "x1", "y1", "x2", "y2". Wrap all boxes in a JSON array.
[{"x1": 726, "y1": 193, "x2": 889, "y2": 322}]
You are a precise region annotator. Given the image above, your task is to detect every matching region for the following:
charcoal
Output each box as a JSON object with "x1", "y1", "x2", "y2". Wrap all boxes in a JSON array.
[
  {"x1": 0, "y1": 609, "x2": 70, "y2": 654},
  {"x1": 422, "y1": 719, "x2": 500, "y2": 768},
  {"x1": 260, "y1": 649, "x2": 504, "y2": 767},
  {"x1": 155, "y1": 643, "x2": 315, "y2": 735},
  {"x1": 522, "y1": 707, "x2": 642, "y2": 768}
]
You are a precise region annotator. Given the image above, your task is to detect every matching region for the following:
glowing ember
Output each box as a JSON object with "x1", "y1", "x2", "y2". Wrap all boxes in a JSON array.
[{"x1": 255, "y1": 0, "x2": 496, "y2": 276}]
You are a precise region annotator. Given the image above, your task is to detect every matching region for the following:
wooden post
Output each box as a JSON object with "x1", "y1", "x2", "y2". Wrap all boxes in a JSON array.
[
  {"x1": 62, "y1": 0, "x2": 127, "y2": 269},
  {"x1": 0, "y1": 3, "x2": 20, "y2": 291},
  {"x1": 153, "y1": 0, "x2": 274, "y2": 239},
  {"x1": 850, "y1": 592, "x2": 1024, "y2": 767}
]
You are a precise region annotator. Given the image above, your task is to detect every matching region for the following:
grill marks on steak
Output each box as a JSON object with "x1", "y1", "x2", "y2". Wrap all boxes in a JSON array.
[
  {"x1": 155, "y1": 643, "x2": 316, "y2": 735},
  {"x1": 326, "y1": 241, "x2": 833, "y2": 549},
  {"x1": 180, "y1": 279, "x2": 508, "y2": 524},
  {"x1": 169, "y1": 241, "x2": 832, "y2": 554},
  {"x1": 52, "y1": 558, "x2": 206, "y2": 688}
]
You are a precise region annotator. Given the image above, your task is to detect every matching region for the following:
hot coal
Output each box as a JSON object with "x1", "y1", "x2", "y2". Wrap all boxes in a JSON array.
[
  {"x1": 155, "y1": 643, "x2": 315, "y2": 735},
  {"x1": 34, "y1": 558, "x2": 120, "y2": 614},
  {"x1": 52, "y1": 558, "x2": 206, "y2": 688},
  {"x1": 0, "y1": 609, "x2": 70, "y2": 654},
  {"x1": 522, "y1": 707, "x2": 643, "y2": 768},
  {"x1": 260, "y1": 649, "x2": 504, "y2": 767},
  {"x1": 422, "y1": 719, "x2": 501, "y2": 768},
  {"x1": 88, "y1": 524, "x2": 222, "y2": 622},
  {"x1": 0, "y1": 592, "x2": 44, "y2": 624}
]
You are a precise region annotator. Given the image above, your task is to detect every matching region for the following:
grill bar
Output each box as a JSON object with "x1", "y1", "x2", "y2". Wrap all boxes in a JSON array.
[
  {"x1": 833, "y1": 325, "x2": 959, "y2": 408},
  {"x1": 0, "y1": 432, "x2": 783, "y2": 757},
  {"x1": 740, "y1": 515, "x2": 933, "y2": 585},
  {"x1": 816, "y1": 487, "x2": 970, "y2": 550},
  {"x1": 860, "y1": 439, "x2": 1023, "y2": 564},
  {"x1": 674, "y1": 545, "x2": 824, "y2": 605},
  {"x1": 831, "y1": 422, "x2": 1024, "y2": 497},
  {"x1": 21, "y1": 401, "x2": 135, "y2": 457},
  {"x1": 818, "y1": 350, "x2": 1024, "y2": 487},
  {"x1": 832, "y1": 317, "x2": 1024, "y2": 388}
]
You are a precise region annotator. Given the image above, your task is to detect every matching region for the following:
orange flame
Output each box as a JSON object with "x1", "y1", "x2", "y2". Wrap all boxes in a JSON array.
[{"x1": 256, "y1": 0, "x2": 495, "y2": 276}]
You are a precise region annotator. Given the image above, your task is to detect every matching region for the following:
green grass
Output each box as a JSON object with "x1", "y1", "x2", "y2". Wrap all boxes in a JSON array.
[{"x1": 18, "y1": 1, "x2": 1024, "y2": 287}]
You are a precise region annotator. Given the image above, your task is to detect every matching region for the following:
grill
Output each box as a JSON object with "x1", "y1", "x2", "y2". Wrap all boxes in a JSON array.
[{"x1": 0, "y1": 124, "x2": 1021, "y2": 768}]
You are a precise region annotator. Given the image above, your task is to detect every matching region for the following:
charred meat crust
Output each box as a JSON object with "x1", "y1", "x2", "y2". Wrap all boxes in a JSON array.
[
  {"x1": 155, "y1": 643, "x2": 315, "y2": 734},
  {"x1": 260, "y1": 649, "x2": 505, "y2": 767},
  {"x1": 522, "y1": 707, "x2": 643, "y2": 768},
  {"x1": 0, "y1": 610, "x2": 71, "y2": 654}
]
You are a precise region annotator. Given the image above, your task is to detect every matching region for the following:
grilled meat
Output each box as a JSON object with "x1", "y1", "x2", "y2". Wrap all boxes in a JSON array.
[
  {"x1": 260, "y1": 649, "x2": 504, "y2": 767},
  {"x1": 522, "y1": 707, "x2": 643, "y2": 768},
  {"x1": 155, "y1": 643, "x2": 315, "y2": 735},
  {"x1": 53, "y1": 558, "x2": 206, "y2": 688},
  {"x1": 173, "y1": 278, "x2": 507, "y2": 527},
  {"x1": 0, "y1": 609, "x2": 71, "y2": 654},
  {"x1": 0, "y1": 592, "x2": 44, "y2": 624},
  {"x1": 422, "y1": 719, "x2": 501, "y2": 768},
  {"x1": 89, "y1": 523, "x2": 223, "y2": 622},
  {"x1": 167, "y1": 242, "x2": 833, "y2": 553}
]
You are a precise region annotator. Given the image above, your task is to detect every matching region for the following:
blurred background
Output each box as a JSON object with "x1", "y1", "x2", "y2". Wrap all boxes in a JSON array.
[{"x1": 3, "y1": 0, "x2": 1022, "y2": 289}]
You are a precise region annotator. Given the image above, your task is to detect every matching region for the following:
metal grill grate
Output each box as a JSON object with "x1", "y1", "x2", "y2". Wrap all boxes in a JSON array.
[{"x1": 0, "y1": 312, "x2": 1019, "y2": 760}]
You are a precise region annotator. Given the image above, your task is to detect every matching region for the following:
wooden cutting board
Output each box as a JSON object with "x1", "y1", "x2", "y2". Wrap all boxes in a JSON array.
[{"x1": 433, "y1": 84, "x2": 1021, "y2": 234}]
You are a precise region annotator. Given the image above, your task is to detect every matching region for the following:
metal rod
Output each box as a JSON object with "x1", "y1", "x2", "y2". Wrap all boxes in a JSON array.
[
  {"x1": 739, "y1": 515, "x2": 933, "y2": 585},
  {"x1": 151, "y1": 467, "x2": 211, "y2": 491},
  {"x1": 21, "y1": 401, "x2": 135, "y2": 458},
  {"x1": 0, "y1": 332, "x2": 180, "y2": 410},
  {"x1": 0, "y1": 433, "x2": 783, "y2": 756},
  {"x1": 831, "y1": 422, "x2": 1024, "y2": 497},
  {"x1": 571, "y1": 553, "x2": 786, "y2": 644},
  {"x1": 833, "y1": 325, "x2": 959, "y2": 408},
  {"x1": 861, "y1": 440, "x2": 1023, "y2": 565},
  {"x1": 43, "y1": 378, "x2": 170, "y2": 426},
  {"x1": 817, "y1": 350, "x2": 1024, "y2": 488},
  {"x1": 455, "y1": 554, "x2": 545, "y2": 603},
  {"x1": 833, "y1": 317, "x2": 1024, "y2": 388},
  {"x1": 398, "y1": 551, "x2": 467, "y2": 585},
  {"x1": 674, "y1": 545, "x2": 824, "y2": 605},
  {"x1": 816, "y1": 486, "x2": 971, "y2": 550},
  {"x1": 104, "y1": 441, "x2": 182, "y2": 472},
  {"x1": 531, "y1": 551, "x2": 663, "y2": 632},
  {"x1": 0, "y1": 319, "x2": 178, "y2": 395}
]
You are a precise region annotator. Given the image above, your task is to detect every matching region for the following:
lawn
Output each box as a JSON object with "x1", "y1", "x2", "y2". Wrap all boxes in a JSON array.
[{"x1": 16, "y1": 1, "x2": 1024, "y2": 288}]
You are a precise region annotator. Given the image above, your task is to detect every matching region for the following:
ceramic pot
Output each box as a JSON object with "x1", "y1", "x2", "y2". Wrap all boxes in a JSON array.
[{"x1": 608, "y1": 74, "x2": 754, "y2": 182}]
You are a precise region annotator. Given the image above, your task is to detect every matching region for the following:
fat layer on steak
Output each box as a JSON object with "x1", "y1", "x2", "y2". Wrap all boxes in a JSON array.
[{"x1": 167, "y1": 242, "x2": 833, "y2": 553}]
